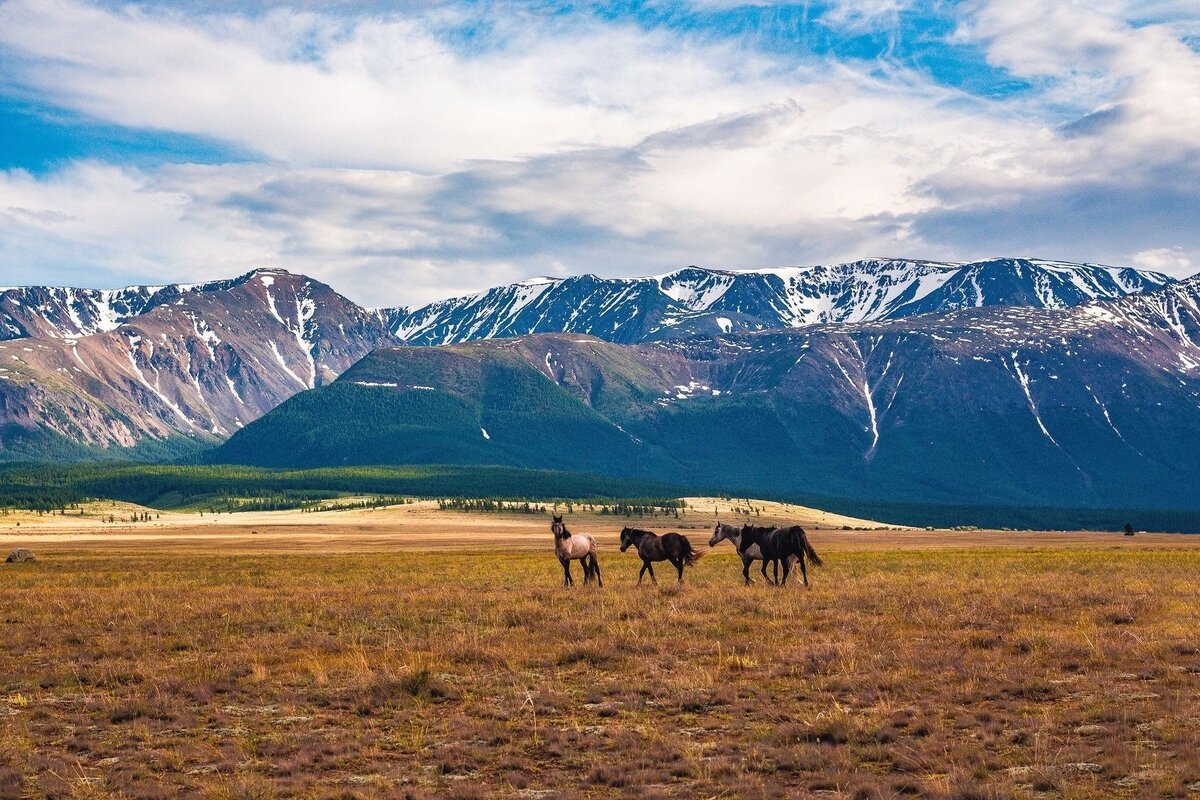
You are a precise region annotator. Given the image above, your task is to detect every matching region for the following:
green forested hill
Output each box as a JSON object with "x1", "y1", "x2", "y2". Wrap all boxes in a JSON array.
[
  {"x1": 202, "y1": 320, "x2": 1200, "y2": 517},
  {"x1": 209, "y1": 353, "x2": 677, "y2": 475}
]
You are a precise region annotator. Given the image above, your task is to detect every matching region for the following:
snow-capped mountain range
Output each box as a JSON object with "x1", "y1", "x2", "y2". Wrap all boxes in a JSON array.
[
  {"x1": 0, "y1": 276, "x2": 267, "y2": 340},
  {"x1": 0, "y1": 257, "x2": 1187, "y2": 461},
  {"x1": 1, "y1": 257, "x2": 1173, "y2": 347},
  {"x1": 1, "y1": 283, "x2": 190, "y2": 340},
  {"x1": 386, "y1": 258, "x2": 1173, "y2": 344}
]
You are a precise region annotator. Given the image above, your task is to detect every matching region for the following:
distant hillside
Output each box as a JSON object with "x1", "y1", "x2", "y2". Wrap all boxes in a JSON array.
[
  {"x1": 206, "y1": 339, "x2": 681, "y2": 475},
  {"x1": 209, "y1": 279, "x2": 1200, "y2": 511}
]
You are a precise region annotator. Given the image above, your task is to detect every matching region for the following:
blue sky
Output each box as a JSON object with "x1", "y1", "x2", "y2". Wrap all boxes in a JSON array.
[{"x1": 1, "y1": 0, "x2": 1199, "y2": 305}]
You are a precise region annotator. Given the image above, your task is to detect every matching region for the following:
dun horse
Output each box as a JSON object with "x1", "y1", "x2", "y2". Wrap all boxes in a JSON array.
[
  {"x1": 709, "y1": 521, "x2": 798, "y2": 585},
  {"x1": 619, "y1": 526, "x2": 702, "y2": 584},
  {"x1": 737, "y1": 524, "x2": 823, "y2": 587},
  {"x1": 551, "y1": 516, "x2": 602, "y2": 587}
]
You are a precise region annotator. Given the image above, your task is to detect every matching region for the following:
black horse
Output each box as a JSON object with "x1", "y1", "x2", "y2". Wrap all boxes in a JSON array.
[
  {"x1": 738, "y1": 524, "x2": 823, "y2": 587},
  {"x1": 619, "y1": 526, "x2": 702, "y2": 584},
  {"x1": 710, "y1": 521, "x2": 799, "y2": 586}
]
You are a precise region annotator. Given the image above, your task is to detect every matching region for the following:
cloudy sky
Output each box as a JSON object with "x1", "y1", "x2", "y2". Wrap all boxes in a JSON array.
[{"x1": 1, "y1": 0, "x2": 1199, "y2": 306}]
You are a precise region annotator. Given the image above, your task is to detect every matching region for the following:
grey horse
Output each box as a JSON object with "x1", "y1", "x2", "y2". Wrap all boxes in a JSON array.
[{"x1": 551, "y1": 516, "x2": 602, "y2": 587}]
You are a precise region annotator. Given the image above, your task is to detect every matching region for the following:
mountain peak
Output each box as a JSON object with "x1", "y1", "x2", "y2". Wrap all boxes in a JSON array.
[
  {"x1": 514, "y1": 276, "x2": 561, "y2": 288},
  {"x1": 228, "y1": 267, "x2": 305, "y2": 287}
]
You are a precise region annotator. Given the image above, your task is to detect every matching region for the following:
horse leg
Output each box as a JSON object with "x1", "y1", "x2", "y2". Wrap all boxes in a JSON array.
[
  {"x1": 672, "y1": 557, "x2": 684, "y2": 583},
  {"x1": 772, "y1": 559, "x2": 781, "y2": 586},
  {"x1": 742, "y1": 556, "x2": 753, "y2": 585},
  {"x1": 780, "y1": 556, "x2": 791, "y2": 586},
  {"x1": 637, "y1": 563, "x2": 647, "y2": 586},
  {"x1": 561, "y1": 557, "x2": 572, "y2": 587},
  {"x1": 760, "y1": 559, "x2": 772, "y2": 585},
  {"x1": 592, "y1": 555, "x2": 603, "y2": 588},
  {"x1": 581, "y1": 555, "x2": 594, "y2": 584},
  {"x1": 646, "y1": 561, "x2": 657, "y2": 586},
  {"x1": 798, "y1": 553, "x2": 809, "y2": 588}
]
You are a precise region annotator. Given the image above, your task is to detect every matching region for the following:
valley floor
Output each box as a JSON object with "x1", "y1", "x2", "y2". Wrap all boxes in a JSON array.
[
  {"x1": 0, "y1": 505, "x2": 1197, "y2": 798},
  {"x1": 2, "y1": 496, "x2": 1193, "y2": 552}
]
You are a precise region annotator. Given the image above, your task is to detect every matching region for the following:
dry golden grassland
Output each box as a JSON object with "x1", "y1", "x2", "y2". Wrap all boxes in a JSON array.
[{"x1": 0, "y1": 506, "x2": 1197, "y2": 799}]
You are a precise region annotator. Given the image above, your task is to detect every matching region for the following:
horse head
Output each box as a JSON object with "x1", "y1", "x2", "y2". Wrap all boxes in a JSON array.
[
  {"x1": 551, "y1": 516, "x2": 567, "y2": 539},
  {"x1": 619, "y1": 526, "x2": 634, "y2": 552},
  {"x1": 708, "y1": 521, "x2": 732, "y2": 548}
]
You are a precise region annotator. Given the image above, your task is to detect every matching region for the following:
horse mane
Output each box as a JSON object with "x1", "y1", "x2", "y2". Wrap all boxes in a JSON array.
[
  {"x1": 740, "y1": 524, "x2": 778, "y2": 539},
  {"x1": 623, "y1": 527, "x2": 656, "y2": 538}
]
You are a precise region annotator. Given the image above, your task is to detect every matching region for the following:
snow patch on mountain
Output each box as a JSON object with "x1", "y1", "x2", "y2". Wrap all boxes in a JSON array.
[
  {"x1": 269, "y1": 340, "x2": 308, "y2": 389},
  {"x1": 655, "y1": 269, "x2": 734, "y2": 310}
]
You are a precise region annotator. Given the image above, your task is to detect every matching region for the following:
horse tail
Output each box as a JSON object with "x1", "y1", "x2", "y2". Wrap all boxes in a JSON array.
[
  {"x1": 799, "y1": 530, "x2": 823, "y2": 567},
  {"x1": 681, "y1": 536, "x2": 703, "y2": 566}
]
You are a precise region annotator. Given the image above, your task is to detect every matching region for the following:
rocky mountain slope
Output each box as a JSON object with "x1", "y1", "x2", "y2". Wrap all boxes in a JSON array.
[
  {"x1": 387, "y1": 258, "x2": 1172, "y2": 344},
  {"x1": 0, "y1": 269, "x2": 391, "y2": 459},
  {"x1": 211, "y1": 277, "x2": 1200, "y2": 509}
]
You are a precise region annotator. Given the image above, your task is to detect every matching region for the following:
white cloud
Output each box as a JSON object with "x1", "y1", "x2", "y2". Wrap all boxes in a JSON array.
[
  {"x1": 820, "y1": 0, "x2": 917, "y2": 36},
  {"x1": 1131, "y1": 247, "x2": 1194, "y2": 273},
  {"x1": 1, "y1": 0, "x2": 1199, "y2": 305},
  {"x1": 961, "y1": 0, "x2": 1200, "y2": 147},
  {"x1": 0, "y1": 0, "x2": 793, "y2": 171}
]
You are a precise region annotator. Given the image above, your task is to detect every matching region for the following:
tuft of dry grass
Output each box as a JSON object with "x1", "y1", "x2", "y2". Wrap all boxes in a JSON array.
[{"x1": 0, "y1": 544, "x2": 1196, "y2": 798}]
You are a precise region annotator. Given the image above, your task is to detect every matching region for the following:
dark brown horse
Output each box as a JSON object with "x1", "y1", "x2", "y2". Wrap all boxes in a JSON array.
[
  {"x1": 737, "y1": 524, "x2": 823, "y2": 587},
  {"x1": 619, "y1": 526, "x2": 702, "y2": 584}
]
